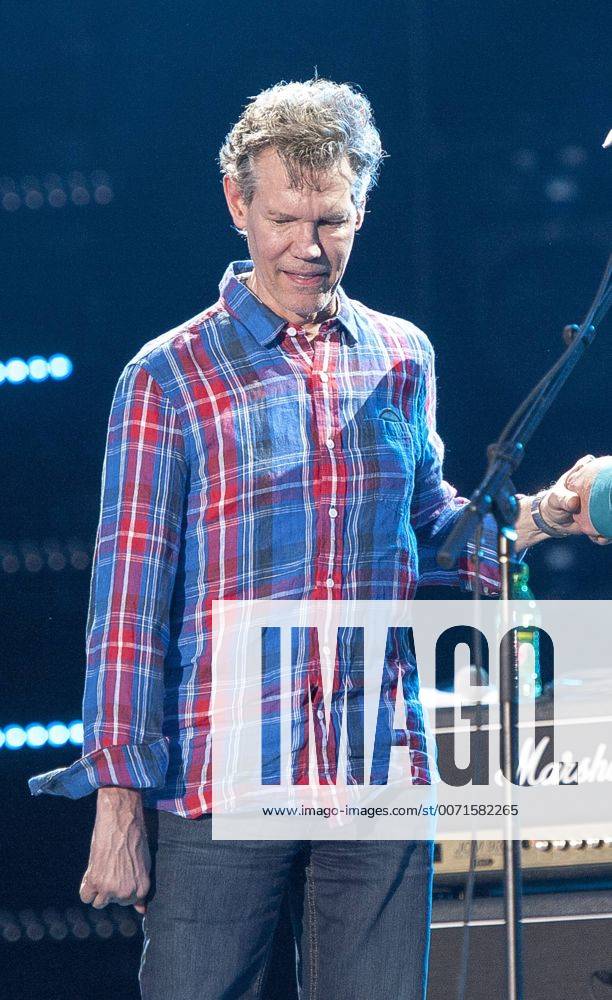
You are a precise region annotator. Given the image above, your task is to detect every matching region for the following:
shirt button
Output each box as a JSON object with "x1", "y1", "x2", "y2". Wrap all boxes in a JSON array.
[
  {"x1": 326, "y1": 437, "x2": 335, "y2": 449},
  {"x1": 329, "y1": 507, "x2": 338, "y2": 518},
  {"x1": 319, "y1": 372, "x2": 329, "y2": 383},
  {"x1": 325, "y1": 578, "x2": 335, "y2": 588},
  {"x1": 286, "y1": 327, "x2": 297, "y2": 337}
]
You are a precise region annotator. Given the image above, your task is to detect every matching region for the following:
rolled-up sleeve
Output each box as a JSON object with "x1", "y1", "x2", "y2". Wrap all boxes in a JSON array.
[
  {"x1": 29, "y1": 362, "x2": 188, "y2": 799},
  {"x1": 411, "y1": 343, "x2": 502, "y2": 595}
]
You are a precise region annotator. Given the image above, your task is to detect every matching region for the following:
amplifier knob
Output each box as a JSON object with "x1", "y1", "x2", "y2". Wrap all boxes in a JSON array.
[
  {"x1": 534, "y1": 840, "x2": 552, "y2": 851},
  {"x1": 568, "y1": 839, "x2": 585, "y2": 849},
  {"x1": 586, "y1": 839, "x2": 603, "y2": 848},
  {"x1": 552, "y1": 840, "x2": 569, "y2": 850}
]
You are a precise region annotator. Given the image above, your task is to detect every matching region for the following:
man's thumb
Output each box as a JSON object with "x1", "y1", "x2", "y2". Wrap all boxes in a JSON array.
[{"x1": 551, "y1": 488, "x2": 580, "y2": 513}]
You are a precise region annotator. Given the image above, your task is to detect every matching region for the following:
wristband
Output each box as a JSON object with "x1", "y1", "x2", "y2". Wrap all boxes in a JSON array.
[{"x1": 530, "y1": 490, "x2": 568, "y2": 538}]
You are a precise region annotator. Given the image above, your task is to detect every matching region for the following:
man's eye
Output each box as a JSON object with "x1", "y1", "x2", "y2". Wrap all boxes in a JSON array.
[{"x1": 270, "y1": 219, "x2": 346, "y2": 227}]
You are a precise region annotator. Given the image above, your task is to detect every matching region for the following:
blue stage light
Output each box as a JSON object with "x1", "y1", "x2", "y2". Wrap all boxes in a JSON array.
[
  {"x1": 0, "y1": 719, "x2": 84, "y2": 750},
  {"x1": 68, "y1": 720, "x2": 84, "y2": 745},
  {"x1": 4, "y1": 725, "x2": 27, "y2": 749},
  {"x1": 5, "y1": 358, "x2": 29, "y2": 384},
  {"x1": 25, "y1": 724, "x2": 48, "y2": 748},
  {"x1": 48, "y1": 354, "x2": 73, "y2": 380},
  {"x1": 27, "y1": 356, "x2": 49, "y2": 382},
  {"x1": 47, "y1": 722, "x2": 70, "y2": 746},
  {"x1": 1, "y1": 354, "x2": 73, "y2": 386}
]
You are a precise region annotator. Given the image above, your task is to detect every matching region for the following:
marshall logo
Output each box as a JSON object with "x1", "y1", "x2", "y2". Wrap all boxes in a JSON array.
[{"x1": 503, "y1": 738, "x2": 612, "y2": 786}]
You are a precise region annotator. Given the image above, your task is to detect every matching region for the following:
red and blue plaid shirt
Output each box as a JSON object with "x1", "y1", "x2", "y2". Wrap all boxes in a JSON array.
[{"x1": 29, "y1": 259, "x2": 500, "y2": 816}]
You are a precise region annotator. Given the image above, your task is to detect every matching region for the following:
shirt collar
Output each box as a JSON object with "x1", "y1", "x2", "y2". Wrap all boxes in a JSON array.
[{"x1": 219, "y1": 259, "x2": 360, "y2": 347}]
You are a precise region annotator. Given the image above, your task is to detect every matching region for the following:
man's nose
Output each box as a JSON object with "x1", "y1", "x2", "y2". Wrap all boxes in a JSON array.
[{"x1": 291, "y1": 224, "x2": 323, "y2": 258}]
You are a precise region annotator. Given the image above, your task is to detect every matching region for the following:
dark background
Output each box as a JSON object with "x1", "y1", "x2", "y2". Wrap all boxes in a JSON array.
[{"x1": 1, "y1": 1, "x2": 610, "y2": 996}]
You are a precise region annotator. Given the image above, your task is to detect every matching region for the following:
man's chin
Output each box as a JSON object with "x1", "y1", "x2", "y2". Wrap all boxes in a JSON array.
[{"x1": 284, "y1": 291, "x2": 332, "y2": 314}]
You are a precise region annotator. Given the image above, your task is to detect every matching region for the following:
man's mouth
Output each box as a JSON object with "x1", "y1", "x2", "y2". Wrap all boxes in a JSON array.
[{"x1": 282, "y1": 270, "x2": 329, "y2": 287}]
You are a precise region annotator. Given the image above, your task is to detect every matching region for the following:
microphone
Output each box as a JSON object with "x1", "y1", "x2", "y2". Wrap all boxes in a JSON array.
[{"x1": 567, "y1": 457, "x2": 612, "y2": 539}]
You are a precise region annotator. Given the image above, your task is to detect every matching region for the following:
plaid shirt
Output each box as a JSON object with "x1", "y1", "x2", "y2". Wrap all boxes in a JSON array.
[{"x1": 29, "y1": 259, "x2": 500, "y2": 816}]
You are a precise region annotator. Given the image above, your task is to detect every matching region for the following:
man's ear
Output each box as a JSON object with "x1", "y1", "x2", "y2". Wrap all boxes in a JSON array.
[
  {"x1": 223, "y1": 175, "x2": 248, "y2": 231},
  {"x1": 354, "y1": 199, "x2": 366, "y2": 230}
]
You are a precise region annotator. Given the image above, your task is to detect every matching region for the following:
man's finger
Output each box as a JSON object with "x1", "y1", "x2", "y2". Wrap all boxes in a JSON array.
[
  {"x1": 547, "y1": 489, "x2": 580, "y2": 514},
  {"x1": 134, "y1": 900, "x2": 147, "y2": 915},
  {"x1": 564, "y1": 454, "x2": 595, "y2": 479},
  {"x1": 114, "y1": 893, "x2": 138, "y2": 907},
  {"x1": 79, "y1": 876, "x2": 97, "y2": 905},
  {"x1": 91, "y1": 893, "x2": 109, "y2": 909},
  {"x1": 566, "y1": 464, "x2": 596, "y2": 491}
]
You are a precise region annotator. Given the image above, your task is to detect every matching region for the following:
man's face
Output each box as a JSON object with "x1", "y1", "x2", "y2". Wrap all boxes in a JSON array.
[{"x1": 223, "y1": 147, "x2": 365, "y2": 325}]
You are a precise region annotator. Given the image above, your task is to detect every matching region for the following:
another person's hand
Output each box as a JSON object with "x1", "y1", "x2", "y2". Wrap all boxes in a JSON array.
[
  {"x1": 565, "y1": 455, "x2": 612, "y2": 545},
  {"x1": 79, "y1": 787, "x2": 151, "y2": 914},
  {"x1": 538, "y1": 455, "x2": 612, "y2": 545}
]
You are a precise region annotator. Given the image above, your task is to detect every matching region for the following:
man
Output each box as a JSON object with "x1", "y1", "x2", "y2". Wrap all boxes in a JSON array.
[{"x1": 29, "y1": 78, "x2": 607, "y2": 999}]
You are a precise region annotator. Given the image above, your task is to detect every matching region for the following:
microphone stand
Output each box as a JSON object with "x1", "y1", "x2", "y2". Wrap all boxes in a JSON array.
[{"x1": 437, "y1": 253, "x2": 612, "y2": 1000}]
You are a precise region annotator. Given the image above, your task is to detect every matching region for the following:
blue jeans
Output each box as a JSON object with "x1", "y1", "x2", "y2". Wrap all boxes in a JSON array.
[{"x1": 139, "y1": 810, "x2": 433, "y2": 1000}]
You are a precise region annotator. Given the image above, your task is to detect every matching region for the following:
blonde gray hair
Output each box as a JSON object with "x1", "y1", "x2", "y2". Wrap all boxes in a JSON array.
[{"x1": 218, "y1": 77, "x2": 386, "y2": 207}]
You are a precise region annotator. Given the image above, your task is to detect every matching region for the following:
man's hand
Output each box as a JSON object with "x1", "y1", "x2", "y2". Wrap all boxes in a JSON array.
[
  {"x1": 536, "y1": 456, "x2": 587, "y2": 537},
  {"x1": 80, "y1": 787, "x2": 151, "y2": 914},
  {"x1": 516, "y1": 455, "x2": 608, "y2": 548},
  {"x1": 541, "y1": 455, "x2": 612, "y2": 544},
  {"x1": 562, "y1": 455, "x2": 612, "y2": 545}
]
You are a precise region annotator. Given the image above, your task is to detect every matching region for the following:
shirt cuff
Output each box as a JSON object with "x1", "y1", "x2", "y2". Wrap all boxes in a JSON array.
[
  {"x1": 27, "y1": 737, "x2": 169, "y2": 800},
  {"x1": 461, "y1": 512, "x2": 528, "y2": 596}
]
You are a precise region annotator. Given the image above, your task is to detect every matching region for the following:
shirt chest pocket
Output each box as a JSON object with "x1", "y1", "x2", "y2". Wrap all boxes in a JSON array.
[{"x1": 346, "y1": 407, "x2": 416, "y2": 514}]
